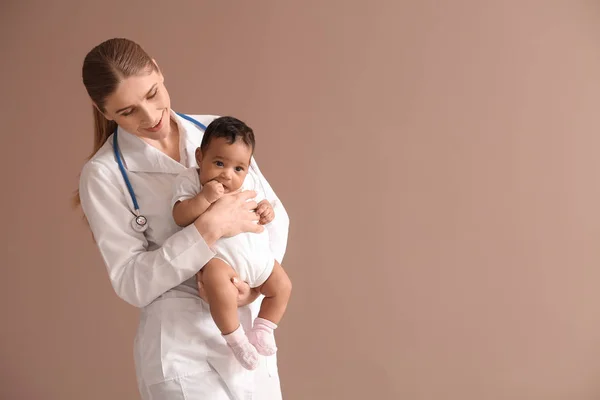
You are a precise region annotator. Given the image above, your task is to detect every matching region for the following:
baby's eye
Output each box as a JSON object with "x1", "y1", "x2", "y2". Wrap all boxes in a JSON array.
[
  {"x1": 235, "y1": 167, "x2": 244, "y2": 172},
  {"x1": 215, "y1": 161, "x2": 224, "y2": 167}
]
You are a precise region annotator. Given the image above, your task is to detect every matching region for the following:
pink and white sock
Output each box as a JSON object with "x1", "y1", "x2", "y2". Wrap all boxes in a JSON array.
[
  {"x1": 248, "y1": 318, "x2": 278, "y2": 356},
  {"x1": 223, "y1": 325, "x2": 259, "y2": 370}
]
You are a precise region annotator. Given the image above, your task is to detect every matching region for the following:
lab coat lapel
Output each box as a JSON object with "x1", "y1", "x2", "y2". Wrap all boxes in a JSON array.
[
  {"x1": 115, "y1": 111, "x2": 208, "y2": 174},
  {"x1": 117, "y1": 127, "x2": 185, "y2": 175},
  {"x1": 178, "y1": 114, "x2": 204, "y2": 169}
]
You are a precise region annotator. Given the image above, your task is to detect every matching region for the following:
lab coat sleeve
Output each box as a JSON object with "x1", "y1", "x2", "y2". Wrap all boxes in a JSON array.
[
  {"x1": 79, "y1": 161, "x2": 216, "y2": 308},
  {"x1": 250, "y1": 157, "x2": 290, "y2": 264}
]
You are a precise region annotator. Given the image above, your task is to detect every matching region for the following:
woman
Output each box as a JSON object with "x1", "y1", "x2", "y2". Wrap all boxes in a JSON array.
[{"x1": 75, "y1": 38, "x2": 289, "y2": 399}]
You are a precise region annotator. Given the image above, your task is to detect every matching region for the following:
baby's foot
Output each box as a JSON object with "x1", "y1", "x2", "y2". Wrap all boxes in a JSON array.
[
  {"x1": 228, "y1": 340, "x2": 259, "y2": 370},
  {"x1": 248, "y1": 318, "x2": 278, "y2": 356},
  {"x1": 223, "y1": 325, "x2": 259, "y2": 370}
]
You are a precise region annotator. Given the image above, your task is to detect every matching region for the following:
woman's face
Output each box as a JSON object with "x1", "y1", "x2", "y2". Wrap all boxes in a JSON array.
[{"x1": 100, "y1": 67, "x2": 173, "y2": 141}]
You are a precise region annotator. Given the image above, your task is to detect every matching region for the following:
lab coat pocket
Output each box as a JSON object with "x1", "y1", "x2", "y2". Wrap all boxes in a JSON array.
[{"x1": 136, "y1": 298, "x2": 213, "y2": 386}]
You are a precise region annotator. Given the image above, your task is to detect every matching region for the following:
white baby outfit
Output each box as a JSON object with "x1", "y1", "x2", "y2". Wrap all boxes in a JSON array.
[{"x1": 171, "y1": 167, "x2": 275, "y2": 287}]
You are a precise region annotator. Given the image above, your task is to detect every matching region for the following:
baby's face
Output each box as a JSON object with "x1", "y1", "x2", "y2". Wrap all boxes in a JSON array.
[{"x1": 196, "y1": 137, "x2": 252, "y2": 193}]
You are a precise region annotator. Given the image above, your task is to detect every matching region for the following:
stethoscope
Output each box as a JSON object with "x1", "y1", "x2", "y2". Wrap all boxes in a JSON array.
[{"x1": 113, "y1": 112, "x2": 207, "y2": 233}]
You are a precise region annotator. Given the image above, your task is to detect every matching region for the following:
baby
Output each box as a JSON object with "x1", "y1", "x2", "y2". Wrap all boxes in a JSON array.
[{"x1": 171, "y1": 116, "x2": 292, "y2": 370}]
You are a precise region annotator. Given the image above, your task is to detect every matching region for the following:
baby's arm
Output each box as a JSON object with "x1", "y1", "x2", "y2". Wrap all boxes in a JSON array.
[{"x1": 173, "y1": 180, "x2": 225, "y2": 227}]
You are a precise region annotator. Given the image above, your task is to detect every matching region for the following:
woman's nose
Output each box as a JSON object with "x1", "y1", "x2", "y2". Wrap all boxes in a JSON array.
[{"x1": 139, "y1": 105, "x2": 153, "y2": 124}]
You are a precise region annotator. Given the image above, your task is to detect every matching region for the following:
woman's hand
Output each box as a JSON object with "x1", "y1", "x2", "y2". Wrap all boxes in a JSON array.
[
  {"x1": 196, "y1": 270, "x2": 261, "y2": 307},
  {"x1": 232, "y1": 278, "x2": 261, "y2": 306},
  {"x1": 194, "y1": 190, "x2": 263, "y2": 246}
]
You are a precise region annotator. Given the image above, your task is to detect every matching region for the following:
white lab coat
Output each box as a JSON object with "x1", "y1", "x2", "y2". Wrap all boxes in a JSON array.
[{"x1": 78, "y1": 111, "x2": 290, "y2": 400}]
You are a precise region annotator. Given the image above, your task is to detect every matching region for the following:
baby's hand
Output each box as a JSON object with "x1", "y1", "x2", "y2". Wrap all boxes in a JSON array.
[
  {"x1": 202, "y1": 180, "x2": 225, "y2": 203},
  {"x1": 256, "y1": 199, "x2": 275, "y2": 225}
]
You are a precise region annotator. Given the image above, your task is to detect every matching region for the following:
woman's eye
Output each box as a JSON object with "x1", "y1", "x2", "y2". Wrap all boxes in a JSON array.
[
  {"x1": 148, "y1": 89, "x2": 158, "y2": 99},
  {"x1": 122, "y1": 109, "x2": 134, "y2": 116}
]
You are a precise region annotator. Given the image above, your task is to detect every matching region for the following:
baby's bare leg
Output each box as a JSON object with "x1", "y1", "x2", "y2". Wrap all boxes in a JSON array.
[
  {"x1": 248, "y1": 261, "x2": 292, "y2": 356},
  {"x1": 257, "y1": 261, "x2": 292, "y2": 324},
  {"x1": 201, "y1": 259, "x2": 239, "y2": 334},
  {"x1": 202, "y1": 258, "x2": 259, "y2": 370}
]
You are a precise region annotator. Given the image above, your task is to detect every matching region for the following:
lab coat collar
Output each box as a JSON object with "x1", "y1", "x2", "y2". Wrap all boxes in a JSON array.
[{"x1": 116, "y1": 110, "x2": 203, "y2": 174}]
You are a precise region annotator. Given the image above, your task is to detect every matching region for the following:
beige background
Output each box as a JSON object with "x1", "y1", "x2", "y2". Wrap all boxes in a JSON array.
[{"x1": 2, "y1": 1, "x2": 600, "y2": 399}]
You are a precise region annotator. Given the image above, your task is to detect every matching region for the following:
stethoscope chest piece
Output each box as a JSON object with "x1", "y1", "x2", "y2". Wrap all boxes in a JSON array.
[{"x1": 131, "y1": 212, "x2": 148, "y2": 233}]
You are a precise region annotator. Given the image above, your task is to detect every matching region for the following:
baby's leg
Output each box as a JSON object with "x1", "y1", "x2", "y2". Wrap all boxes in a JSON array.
[
  {"x1": 202, "y1": 259, "x2": 240, "y2": 334},
  {"x1": 202, "y1": 258, "x2": 258, "y2": 370},
  {"x1": 248, "y1": 261, "x2": 292, "y2": 356},
  {"x1": 257, "y1": 261, "x2": 292, "y2": 324}
]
